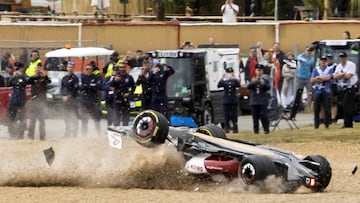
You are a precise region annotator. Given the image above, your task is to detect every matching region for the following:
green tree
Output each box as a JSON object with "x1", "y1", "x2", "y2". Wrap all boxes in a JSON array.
[
  {"x1": 262, "y1": 0, "x2": 293, "y2": 19},
  {"x1": 350, "y1": 0, "x2": 360, "y2": 17}
]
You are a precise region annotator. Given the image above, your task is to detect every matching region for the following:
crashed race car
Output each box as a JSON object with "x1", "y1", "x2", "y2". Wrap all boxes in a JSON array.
[{"x1": 107, "y1": 110, "x2": 332, "y2": 192}]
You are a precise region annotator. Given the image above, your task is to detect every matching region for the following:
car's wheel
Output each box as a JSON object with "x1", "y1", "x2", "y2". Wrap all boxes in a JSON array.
[
  {"x1": 239, "y1": 155, "x2": 277, "y2": 185},
  {"x1": 132, "y1": 110, "x2": 169, "y2": 146},
  {"x1": 202, "y1": 105, "x2": 213, "y2": 125},
  {"x1": 196, "y1": 124, "x2": 227, "y2": 139},
  {"x1": 304, "y1": 155, "x2": 332, "y2": 192}
]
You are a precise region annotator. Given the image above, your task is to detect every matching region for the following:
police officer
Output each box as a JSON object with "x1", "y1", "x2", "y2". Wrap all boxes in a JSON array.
[
  {"x1": 8, "y1": 62, "x2": 29, "y2": 139},
  {"x1": 61, "y1": 61, "x2": 79, "y2": 137},
  {"x1": 247, "y1": 64, "x2": 270, "y2": 134},
  {"x1": 110, "y1": 63, "x2": 135, "y2": 126},
  {"x1": 148, "y1": 62, "x2": 175, "y2": 118},
  {"x1": 136, "y1": 60, "x2": 152, "y2": 110},
  {"x1": 102, "y1": 66, "x2": 119, "y2": 126},
  {"x1": 334, "y1": 52, "x2": 358, "y2": 128},
  {"x1": 310, "y1": 55, "x2": 333, "y2": 129},
  {"x1": 27, "y1": 65, "x2": 51, "y2": 140},
  {"x1": 80, "y1": 63, "x2": 102, "y2": 135},
  {"x1": 217, "y1": 67, "x2": 240, "y2": 133},
  {"x1": 25, "y1": 50, "x2": 42, "y2": 77}
]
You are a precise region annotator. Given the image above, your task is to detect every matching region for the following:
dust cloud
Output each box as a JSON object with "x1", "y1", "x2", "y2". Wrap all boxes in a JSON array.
[{"x1": 0, "y1": 129, "x2": 306, "y2": 194}]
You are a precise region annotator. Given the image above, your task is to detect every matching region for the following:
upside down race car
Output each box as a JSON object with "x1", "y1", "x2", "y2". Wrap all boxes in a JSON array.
[{"x1": 107, "y1": 110, "x2": 332, "y2": 192}]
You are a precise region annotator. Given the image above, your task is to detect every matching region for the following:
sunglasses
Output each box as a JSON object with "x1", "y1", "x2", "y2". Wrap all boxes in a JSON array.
[{"x1": 67, "y1": 61, "x2": 75, "y2": 65}]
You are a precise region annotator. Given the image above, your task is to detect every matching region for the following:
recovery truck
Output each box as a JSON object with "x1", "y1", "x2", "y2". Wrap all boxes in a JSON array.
[{"x1": 135, "y1": 45, "x2": 241, "y2": 127}]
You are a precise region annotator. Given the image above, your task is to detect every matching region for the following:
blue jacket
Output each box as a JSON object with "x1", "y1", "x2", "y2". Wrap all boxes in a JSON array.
[{"x1": 296, "y1": 52, "x2": 314, "y2": 79}]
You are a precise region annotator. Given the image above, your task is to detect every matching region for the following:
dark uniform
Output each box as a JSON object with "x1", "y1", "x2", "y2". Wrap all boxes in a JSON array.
[
  {"x1": 61, "y1": 72, "x2": 79, "y2": 137},
  {"x1": 27, "y1": 72, "x2": 51, "y2": 140},
  {"x1": 80, "y1": 73, "x2": 102, "y2": 135},
  {"x1": 247, "y1": 65, "x2": 270, "y2": 134},
  {"x1": 8, "y1": 64, "x2": 28, "y2": 139},
  {"x1": 111, "y1": 73, "x2": 134, "y2": 126},
  {"x1": 136, "y1": 71, "x2": 152, "y2": 110},
  {"x1": 102, "y1": 72, "x2": 117, "y2": 126},
  {"x1": 148, "y1": 64, "x2": 175, "y2": 118},
  {"x1": 217, "y1": 68, "x2": 240, "y2": 133}
]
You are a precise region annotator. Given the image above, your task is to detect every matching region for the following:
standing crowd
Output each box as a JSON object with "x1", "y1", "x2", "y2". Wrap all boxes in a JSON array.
[
  {"x1": 5, "y1": 36, "x2": 359, "y2": 139},
  {"x1": 6, "y1": 49, "x2": 176, "y2": 140},
  {"x1": 243, "y1": 41, "x2": 358, "y2": 134}
]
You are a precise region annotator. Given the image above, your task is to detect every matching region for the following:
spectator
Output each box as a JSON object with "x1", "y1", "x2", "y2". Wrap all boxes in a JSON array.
[
  {"x1": 281, "y1": 52, "x2": 297, "y2": 108},
  {"x1": 25, "y1": 50, "x2": 42, "y2": 77},
  {"x1": 136, "y1": 60, "x2": 152, "y2": 110},
  {"x1": 8, "y1": 62, "x2": 28, "y2": 139},
  {"x1": 1, "y1": 52, "x2": 14, "y2": 75},
  {"x1": 342, "y1": 30, "x2": 351, "y2": 39},
  {"x1": 110, "y1": 63, "x2": 135, "y2": 126},
  {"x1": 247, "y1": 64, "x2": 270, "y2": 134},
  {"x1": 27, "y1": 65, "x2": 51, "y2": 140},
  {"x1": 272, "y1": 42, "x2": 286, "y2": 93},
  {"x1": 221, "y1": 0, "x2": 239, "y2": 23},
  {"x1": 244, "y1": 46, "x2": 258, "y2": 83},
  {"x1": 209, "y1": 37, "x2": 218, "y2": 45},
  {"x1": 103, "y1": 51, "x2": 122, "y2": 78},
  {"x1": 296, "y1": 46, "x2": 315, "y2": 112},
  {"x1": 310, "y1": 55, "x2": 333, "y2": 129},
  {"x1": 334, "y1": 52, "x2": 358, "y2": 128},
  {"x1": 80, "y1": 63, "x2": 102, "y2": 136},
  {"x1": 61, "y1": 61, "x2": 79, "y2": 137},
  {"x1": 123, "y1": 51, "x2": 137, "y2": 69},
  {"x1": 134, "y1": 50, "x2": 145, "y2": 67},
  {"x1": 89, "y1": 60, "x2": 100, "y2": 75},
  {"x1": 19, "y1": 48, "x2": 29, "y2": 69},
  {"x1": 148, "y1": 61, "x2": 175, "y2": 119},
  {"x1": 260, "y1": 51, "x2": 278, "y2": 109},
  {"x1": 217, "y1": 67, "x2": 240, "y2": 133}
]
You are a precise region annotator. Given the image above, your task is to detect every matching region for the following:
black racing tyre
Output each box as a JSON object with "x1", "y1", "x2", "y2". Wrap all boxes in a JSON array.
[
  {"x1": 304, "y1": 155, "x2": 332, "y2": 192},
  {"x1": 239, "y1": 155, "x2": 277, "y2": 185},
  {"x1": 132, "y1": 110, "x2": 169, "y2": 146},
  {"x1": 196, "y1": 124, "x2": 227, "y2": 139},
  {"x1": 201, "y1": 105, "x2": 213, "y2": 125}
]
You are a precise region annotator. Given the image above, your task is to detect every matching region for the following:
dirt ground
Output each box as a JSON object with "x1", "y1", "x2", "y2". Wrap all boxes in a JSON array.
[{"x1": 0, "y1": 132, "x2": 359, "y2": 203}]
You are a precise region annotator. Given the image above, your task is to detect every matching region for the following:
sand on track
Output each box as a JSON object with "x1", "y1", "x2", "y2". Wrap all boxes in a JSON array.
[{"x1": 0, "y1": 133, "x2": 360, "y2": 203}]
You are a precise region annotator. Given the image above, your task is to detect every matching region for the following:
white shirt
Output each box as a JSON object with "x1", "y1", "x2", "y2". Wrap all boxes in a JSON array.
[
  {"x1": 221, "y1": 3, "x2": 239, "y2": 23},
  {"x1": 334, "y1": 60, "x2": 358, "y2": 88}
]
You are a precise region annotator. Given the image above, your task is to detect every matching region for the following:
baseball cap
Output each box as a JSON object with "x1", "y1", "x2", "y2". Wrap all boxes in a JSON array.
[
  {"x1": 326, "y1": 53, "x2": 334, "y2": 58},
  {"x1": 320, "y1": 55, "x2": 327, "y2": 60},
  {"x1": 339, "y1": 52, "x2": 347, "y2": 58},
  {"x1": 255, "y1": 64, "x2": 265, "y2": 70},
  {"x1": 225, "y1": 67, "x2": 234, "y2": 73}
]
